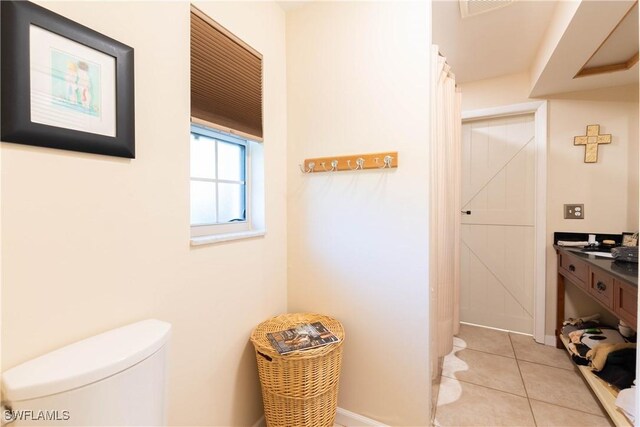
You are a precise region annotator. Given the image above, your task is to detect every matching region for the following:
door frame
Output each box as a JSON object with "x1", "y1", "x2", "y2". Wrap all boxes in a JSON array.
[{"x1": 461, "y1": 101, "x2": 548, "y2": 344}]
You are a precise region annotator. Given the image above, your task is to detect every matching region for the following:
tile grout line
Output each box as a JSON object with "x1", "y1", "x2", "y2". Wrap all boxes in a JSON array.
[
  {"x1": 440, "y1": 373, "x2": 529, "y2": 400},
  {"x1": 517, "y1": 361, "x2": 574, "y2": 371},
  {"x1": 452, "y1": 345, "x2": 516, "y2": 359},
  {"x1": 452, "y1": 345, "x2": 516, "y2": 360},
  {"x1": 510, "y1": 333, "x2": 538, "y2": 427},
  {"x1": 527, "y1": 397, "x2": 612, "y2": 419},
  {"x1": 507, "y1": 335, "x2": 576, "y2": 371},
  {"x1": 513, "y1": 355, "x2": 575, "y2": 371}
]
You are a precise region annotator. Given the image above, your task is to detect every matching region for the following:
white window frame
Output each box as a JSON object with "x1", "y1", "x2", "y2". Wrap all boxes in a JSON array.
[{"x1": 189, "y1": 123, "x2": 265, "y2": 245}]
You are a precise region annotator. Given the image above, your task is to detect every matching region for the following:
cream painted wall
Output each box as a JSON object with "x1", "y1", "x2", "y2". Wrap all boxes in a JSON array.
[
  {"x1": 286, "y1": 2, "x2": 431, "y2": 426},
  {"x1": 459, "y1": 72, "x2": 531, "y2": 111},
  {"x1": 1, "y1": 2, "x2": 287, "y2": 426},
  {"x1": 460, "y1": 74, "x2": 639, "y2": 337}
]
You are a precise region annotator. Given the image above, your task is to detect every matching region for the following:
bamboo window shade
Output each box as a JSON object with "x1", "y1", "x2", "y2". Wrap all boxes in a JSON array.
[{"x1": 190, "y1": 7, "x2": 263, "y2": 140}]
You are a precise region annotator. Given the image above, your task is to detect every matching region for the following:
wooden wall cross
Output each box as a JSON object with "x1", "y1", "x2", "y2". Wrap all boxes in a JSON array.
[{"x1": 574, "y1": 124, "x2": 611, "y2": 163}]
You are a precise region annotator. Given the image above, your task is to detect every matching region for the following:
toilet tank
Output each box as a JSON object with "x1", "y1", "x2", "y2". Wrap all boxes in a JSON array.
[{"x1": 1, "y1": 319, "x2": 171, "y2": 426}]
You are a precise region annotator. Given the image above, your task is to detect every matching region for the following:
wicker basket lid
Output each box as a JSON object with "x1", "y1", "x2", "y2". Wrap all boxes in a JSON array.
[{"x1": 250, "y1": 313, "x2": 344, "y2": 359}]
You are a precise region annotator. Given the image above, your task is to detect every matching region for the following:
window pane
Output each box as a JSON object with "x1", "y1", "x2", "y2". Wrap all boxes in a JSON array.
[
  {"x1": 191, "y1": 133, "x2": 216, "y2": 179},
  {"x1": 190, "y1": 180, "x2": 216, "y2": 225},
  {"x1": 218, "y1": 141, "x2": 245, "y2": 181},
  {"x1": 218, "y1": 182, "x2": 245, "y2": 223}
]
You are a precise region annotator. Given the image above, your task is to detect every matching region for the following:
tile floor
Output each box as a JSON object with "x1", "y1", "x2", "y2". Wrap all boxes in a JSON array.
[{"x1": 433, "y1": 324, "x2": 613, "y2": 427}]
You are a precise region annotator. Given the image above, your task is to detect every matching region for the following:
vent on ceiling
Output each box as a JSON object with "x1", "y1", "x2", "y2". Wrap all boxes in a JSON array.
[{"x1": 459, "y1": 0, "x2": 515, "y2": 19}]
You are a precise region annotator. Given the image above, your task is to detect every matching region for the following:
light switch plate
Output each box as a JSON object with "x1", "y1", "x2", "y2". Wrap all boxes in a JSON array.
[{"x1": 564, "y1": 204, "x2": 584, "y2": 219}]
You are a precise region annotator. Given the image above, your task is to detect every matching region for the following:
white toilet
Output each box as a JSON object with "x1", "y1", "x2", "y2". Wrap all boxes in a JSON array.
[{"x1": 1, "y1": 319, "x2": 171, "y2": 426}]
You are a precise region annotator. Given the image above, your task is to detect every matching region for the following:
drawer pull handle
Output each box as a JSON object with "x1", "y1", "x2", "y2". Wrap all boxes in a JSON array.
[
  {"x1": 596, "y1": 281, "x2": 607, "y2": 292},
  {"x1": 569, "y1": 265, "x2": 576, "y2": 272}
]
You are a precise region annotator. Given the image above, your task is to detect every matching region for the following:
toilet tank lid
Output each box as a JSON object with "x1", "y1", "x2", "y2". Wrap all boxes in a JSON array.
[{"x1": 2, "y1": 319, "x2": 171, "y2": 402}]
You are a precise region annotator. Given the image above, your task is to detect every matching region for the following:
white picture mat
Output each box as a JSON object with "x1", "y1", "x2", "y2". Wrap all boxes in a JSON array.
[{"x1": 29, "y1": 25, "x2": 117, "y2": 137}]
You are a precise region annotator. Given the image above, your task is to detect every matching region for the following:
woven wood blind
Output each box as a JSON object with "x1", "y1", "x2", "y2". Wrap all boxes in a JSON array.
[{"x1": 190, "y1": 7, "x2": 263, "y2": 140}]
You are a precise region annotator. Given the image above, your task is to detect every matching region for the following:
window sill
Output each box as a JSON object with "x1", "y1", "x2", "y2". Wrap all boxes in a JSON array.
[{"x1": 190, "y1": 229, "x2": 266, "y2": 246}]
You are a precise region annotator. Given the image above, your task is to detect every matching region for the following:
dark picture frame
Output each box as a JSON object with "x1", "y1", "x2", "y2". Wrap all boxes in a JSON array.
[
  {"x1": 1, "y1": 1, "x2": 135, "y2": 158},
  {"x1": 622, "y1": 232, "x2": 638, "y2": 247}
]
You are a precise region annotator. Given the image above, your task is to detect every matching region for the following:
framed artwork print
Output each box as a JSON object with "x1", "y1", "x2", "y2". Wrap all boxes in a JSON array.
[
  {"x1": 622, "y1": 232, "x2": 638, "y2": 247},
  {"x1": 1, "y1": 1, "x2": 135, "y2": 158}
]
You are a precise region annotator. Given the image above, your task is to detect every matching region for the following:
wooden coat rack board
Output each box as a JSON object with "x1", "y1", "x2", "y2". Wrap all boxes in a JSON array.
[{"x1": 301, "y1": 151, "x2": 398, "y2": 173}]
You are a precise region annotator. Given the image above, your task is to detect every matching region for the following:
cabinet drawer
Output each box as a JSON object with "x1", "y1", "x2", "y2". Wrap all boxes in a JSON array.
[
  {"x1": 588, "y1": 268, "x2": 614, "y2": 309},
  {"x1": 559, "y1": 252, "x2": 588, "y2": 286},
  {"x1": 614, "y1": 280, "x2": 638, "y2": 329}
]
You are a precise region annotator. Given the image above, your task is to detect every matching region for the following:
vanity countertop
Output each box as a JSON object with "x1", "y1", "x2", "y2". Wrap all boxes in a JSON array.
[{"x1": 554, "y1": 245, "x2": 638, "y2": 288}]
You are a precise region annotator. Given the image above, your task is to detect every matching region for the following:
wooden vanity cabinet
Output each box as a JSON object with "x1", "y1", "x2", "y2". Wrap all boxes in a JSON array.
[
  {"x1": 614, "y1": 279, "x2": 638, "y2": 328},
  {"x1": 556, "y1": 248, "x2": 638, "y2": 343},
  {"x1": 559, "y1": 251, "x2": 588, "y2": 289},
  {"x1": 588, "y1": 268, "x2": 614, "y2": 309},
  {"x1": 555, "y1": 246, "x2": 637, "y2": 427}
]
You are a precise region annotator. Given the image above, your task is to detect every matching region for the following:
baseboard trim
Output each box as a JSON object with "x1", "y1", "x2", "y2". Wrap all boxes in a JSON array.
[
  {"x1": 251, "y1": 415, "x2": 265, "y2": 427},
  {"x1": 459, "y1": 322, "x2": 557, "y2": 347},
  {"x1": 544, "y1": 334, "x2": 557, "y2": 346},
  {"x1": 335, "y1": 407, "x2": 389, "y2": 427},
  {"x1": 251, "y1": 408, "x2": 387, "y2": 427},
  {"x1": 460, "y1": 321, "x2": 514, "y2": 334}
]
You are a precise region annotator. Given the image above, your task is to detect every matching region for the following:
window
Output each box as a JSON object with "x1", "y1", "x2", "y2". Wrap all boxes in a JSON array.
[
  {"x1": 189, "y1": 6, "x2": 264, "y2": 244},
  {"x1": 190, "y1": 125, "x2": 249, "y2": 235}
]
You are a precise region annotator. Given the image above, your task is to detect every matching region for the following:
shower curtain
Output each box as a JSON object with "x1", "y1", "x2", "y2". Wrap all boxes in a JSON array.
[{"x1": 429, "y1": 46, "x2": 462, "y2": 378}]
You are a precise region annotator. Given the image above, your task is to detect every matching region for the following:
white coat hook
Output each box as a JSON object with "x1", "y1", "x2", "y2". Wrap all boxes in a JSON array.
[
  {"x1": 321, "y1": 160, "x2": 338, "y2": 172},
  {"x1": 299, "y1": 161, "x2": 315, "y2": 173},
  {"x1": 347, "y1": 157, "x2": 365, "y2": 170},
  {"x1": 375, "y1": 155, "x2": 393, "y2": 169}
]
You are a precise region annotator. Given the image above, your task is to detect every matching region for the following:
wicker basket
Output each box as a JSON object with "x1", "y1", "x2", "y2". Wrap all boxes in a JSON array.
[{"x1": 250, "y1": 313, "x2": 345, "y2": 427}]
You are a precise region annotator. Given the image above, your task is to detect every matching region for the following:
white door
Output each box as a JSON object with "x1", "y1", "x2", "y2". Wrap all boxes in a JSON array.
[{"x1": 460, "y1": 113, "x2": 535, "y2": 334}]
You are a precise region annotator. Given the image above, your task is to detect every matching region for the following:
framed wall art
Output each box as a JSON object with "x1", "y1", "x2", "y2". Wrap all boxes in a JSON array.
[
  {"x1": 622, "y1": 232, "x2": 638, "y2": 247},
  {"x1": 1, "y1": 1, "x2": 135, "y2": 158}
]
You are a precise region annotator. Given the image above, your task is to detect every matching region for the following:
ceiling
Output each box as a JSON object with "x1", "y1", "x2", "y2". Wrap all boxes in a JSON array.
[
  {"x1": 582, "y1": 3, "x2": 638, "y2": 71},
  {"x1": 277, "y1": 1, "x2": 309, "y2": 12},
  {"x1": 531, "y1": 0, "x2": 638, "y2": 96},
  {"x1": 283, "y1": 0, "x2": 638, "y2": 96},
  {"x1": 434, "y1": 0, "x2": 639, "y2": 96},
  {"x1": 432, "y1": 0, "x2": 558, "y2": 83}
]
